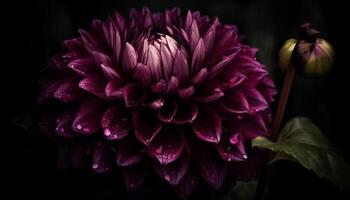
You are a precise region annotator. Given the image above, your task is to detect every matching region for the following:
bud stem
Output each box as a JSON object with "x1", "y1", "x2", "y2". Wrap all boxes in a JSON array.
[{"x1": 271, "y1": 67, "x2": 295, "y2": 141}]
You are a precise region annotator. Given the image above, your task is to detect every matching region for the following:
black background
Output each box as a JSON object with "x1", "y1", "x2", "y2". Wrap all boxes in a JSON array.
[{"x1": 5, "y1": 0, "x2": 350, "y2": 199}]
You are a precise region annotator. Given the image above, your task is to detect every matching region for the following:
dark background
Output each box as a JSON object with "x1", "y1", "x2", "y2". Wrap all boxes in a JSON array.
[{"x1": 5, "y1": 0, "x2": 350, "y2": 199}]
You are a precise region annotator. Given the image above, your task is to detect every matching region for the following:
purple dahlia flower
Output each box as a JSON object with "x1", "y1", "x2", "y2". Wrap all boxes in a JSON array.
[{"x1": 38, "y1": 7, "x2": 276, "y2": 198}]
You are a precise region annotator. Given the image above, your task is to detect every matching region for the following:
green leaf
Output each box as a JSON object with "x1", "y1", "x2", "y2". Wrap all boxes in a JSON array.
[
  {"x1": 252, "y1": 117, "x2": 350, "y2": 189},
  {"x1": 221, "y1": 181, "x2": 257, "y2": 200}
]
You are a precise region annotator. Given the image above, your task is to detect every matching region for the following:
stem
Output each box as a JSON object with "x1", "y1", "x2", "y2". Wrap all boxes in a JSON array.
[{"x1": 270, "y1": 67, "x2": 295, "y2": 142}]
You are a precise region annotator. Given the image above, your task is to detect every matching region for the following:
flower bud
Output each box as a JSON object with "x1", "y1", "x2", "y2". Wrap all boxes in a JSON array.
[
  {"x1": 278, "y1": 39, "x2": 297, "y2": 72},
  {"x1": 294, "y1": 23, "x2": 334, "y2": 76}
]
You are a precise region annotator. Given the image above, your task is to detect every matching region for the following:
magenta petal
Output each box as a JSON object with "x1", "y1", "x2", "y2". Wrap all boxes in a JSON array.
[
  {"x1": 122, "y1": 42, "x2": 138, "y2": 74},
  {"x1": 199, "y1": 150, "x2": 228, "y2": 189},
  {"x1": 54, "y1": 79, "x2": 84, "y2": 102},
  {"x1": 55, "y1": 108, "x2": 77, "y2": 138},
  {"x1": 173, "y1": 101, "x2": 198, "y2": 124},
  {"x1": 123, "y1": 163, "x2": 148, "y2": 190},
  {"x1": 220, "y1": 71, "x2": 246, "y2": 89},
  {"x1": 147, "y1": 126, "x2": 185, "y2": 165},
  {"x1": 158, "y1": 100, "x2": 178, "y2": 123},
  {"x1": 203, "y1": 25, "x2": 216, "y2": 55},
  {"x1": 173, "y1": 49, "x2": 189, "y2": 82},
  {"x1": 160, "y1": 43, "x2": 174, "y2": 80},
  {"x1": 192, "y1": 106, "x2": 222, "y2": 143},
  {"x1": 243, "y1": 112, "x2": 269, "y2": 140},
  {"x1": 72, "y1": 100, "x2": 104, "y2": 134},
  {"x1": 216, "y1": 133, "x2": 247, "y2": 161},
  {"x1": 220, "y1": 90, "x2": 249, "y2": 113},
  {"x1": 176, "y1": 173, "x2": 199, "y2": 199},
  {"x1": 178, "y1": 86, "x2": 195, "y2": 99},
  {"x1": 91, "y1": 142, "x2": 113, "y2": 173},
  {"x1": 105, "y1": 79, "x2": 124, "y2": 99},
  {"x1": 191, "y1": 68, "x2": 207, "y2": 85},
  {"x1": 154, "y1": 153, "x2": 189, "y2": 185},
  {"x1": 37, "y1": 81, "x2": 61, "y2": 104},
  {"x1": 166, "y1": 76, "x2": 179, "y2": 94},
  {"x1": 67, "y1": 58, "x2": 97, "y2": 77},
  {"x1": 193, "y1": 87, "x2": 224, "y2": 103},
  {"x1": 133, "y1": 63, "x2": 152, "y2": 86},
  {"x1": 189, "y1": 20, "x2": 200, "y2": 52},
  {"x1": 116, "y1": 138, "x2": 143, "y2": 166},
  {"x1": 245, "y1": 88, "x2": 268, "y2": 112},
  {"x1": 151, "y1": 80, "x2": 167, "y2": 94},
  {"x1": 208, "y1": 52, "x2": 238, "y2": 79},
  {"x1": 123, "y1": 83, "x2": 144, "y2": 107},
  {"x1": 146, "y1": 45, "x2": 162, "y2": 81},
  {"x1": 79, "y1": 75, "x2": 108, "y2": 99},
  {"x1": 101, "y1": 104, "x2": 130, "y2": 140},
  {"x1": 134, "y1": 107, "x2": 162, "y2": 145},
  {"x1": 191, "y1": 38, "x2": 205, "y2": 74}
]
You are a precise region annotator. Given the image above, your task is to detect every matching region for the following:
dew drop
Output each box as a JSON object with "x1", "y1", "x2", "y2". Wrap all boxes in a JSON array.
[
  {"x1": 242, "y1": 154, "x2": 248, "y2": 159},
  {"x1": 104, "y1": 129, "x2": 111, "y2": 136},
  {"x1": 76, "y1": 124, "x2": 82, "y2": 130},
  {"x1": 164, "y1": 175, "x2": 171, "y2": 181},
  {"x1": 156, "y1": 146, "x2": 164, "y2": 154},
  {"x1": 92, "y1": 163, "x2": 98, "y2": 169}
]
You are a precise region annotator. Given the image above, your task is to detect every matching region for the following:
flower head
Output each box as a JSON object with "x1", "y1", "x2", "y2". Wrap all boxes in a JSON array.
[{"x1": 38, "y1": 7, "x2": 276, "y2": 198}]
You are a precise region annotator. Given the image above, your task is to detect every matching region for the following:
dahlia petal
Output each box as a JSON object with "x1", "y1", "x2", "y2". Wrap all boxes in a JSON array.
[
  {"x1": 191, "y1": 38, "x2": 205, "y2": 74},
  {"x1": 123, "y1": 164, "x2": 148, "y2": 190},
  {"x1": 72, "y1": 100, "x2": 104, "y2": 134},
  {"x1": 199, "y1": 150, "x2": 228, "y2": 189},
  {"x1": 192, "y1": 106, "x2": 222, "y2": 143},
  {"x1": 105, "y1": 79, "x2": 124, "y2": 99},
  {"x1": 208, "y1": 53, "x2": 238, "y2": 79},
  {"x1": 147, "y1": 45, "x2": 162, "y2": 81},
  {"x1": 53, "y1": 79, "x2": 84, "y2": 102},
  {"x1": 116, "y1": 138, "x2": 143, "y2": 166},
  {"x1": 220, "y1": 71, "x2": 246, "y2": 89},
  {"x1": 93, "y1": 51, "x2": 121, "y2": 79},
  {"x1": 173, "y1": 101, "x2": 198, "y2": 124},
  {"x1": 158, "y1": 99, "x2": 178, "y2": 123},
  {"x1": 122, "y1": 42, "x2": 138, "y2": 73},
  {"x1": 173, "y1": 49, "x2": 189, "y2": 82},
  {"x1": 147, "y1": 126, "x2": 185, "y2": 165},
  {"x1": 185, "y1": 11, "x2": 193, "y2": 32},
  {"x1": 154, "y1": 153, "x2": 189, "y2": 185},
  {"x1": 166, "y1": 76, "x2": 179, "y2": 93},
  {"x1": 101, "y1": 104, "x2": 130, "y2": 140},
  {"x1": 64, "y1": 38, "x2": 84, "y2": 52},
  {"x1": 160, "y1": 43, "x2": 173, "y2": 80},
  {"x1": 178, "y1": 86, "x2": 195, "y2": 99},
  {"x1": 176, "y1": 173, "x2": 199, "y2": 199},
  {"x1": 243, "y1": 112, "x2": 269, "y2": 140},
  {"x1": 203, "y1": 25, "x2": 216, "y2": 55},
  {"x1": 165, "y1": 35, "x2": 178, "y2": 58},
  {"x1": 91, "y1": 142, "x2": 113, "y2": 173},
  {"x1": 123, "y1": 83, "x2": 144, "y2": 107},
  {"x1": 189, "y1": 20, "x2": 200, "y2": 52},
  {"x1": 67, "y1": 58, "x2": 97, "y2": 77},
  {"x1": 133, "y1": 63, "x2": 152, "y2": 85},
  {"x1": 134, "y1": 107, "x2": 162, "y2": 145},
  {"x1": 245, "y1": 88, "x2": 268, "y2": 112},
  {"x1": 220, "y1": 90, "x2": 249, "y2": 113},
  {"x1": 151, "y1": 80, "x2": 167, "y2": 94},
  {"x1": 79, "y1": 75, "x2": 108, "y2": 99},
  {"x1": 191, "y1": 68, "x2": 207, "y2": 85},
  {"x1": 78, "y1": 29, "x2": 101, "y2": 52},
  {"x1": 37, "y1": 81, "x2": 61, "y2": 104},
  {"x1": 216, "y1": 133, "x2": 247, "y2": 161},
  {"x1": 193, "y1": 87, "x2": 224, "y2": 103},
  {"x1": 55, "y1": 108, "x2": 77, "y2": 138}
]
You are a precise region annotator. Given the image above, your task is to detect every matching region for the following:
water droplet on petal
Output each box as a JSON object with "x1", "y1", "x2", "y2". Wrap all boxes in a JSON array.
[
  {"x1": 156, "y1": 146, "x2": 164, "y2": 154},
  {"x1": 242, "y1": 154, "x2": 248, "y2": 159},
  {"x1": 164, "y1": 175, "x2": 171, "y2": 181},
  {"x1": 76, "y1": 124, "x2": 82, "y2": 130},
  {"x1": 92, "y1": 163, "x2": 98, "y2": 169},
  {"x1": 104, "y1": 128, "x2": 111, "y2": 136}
]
